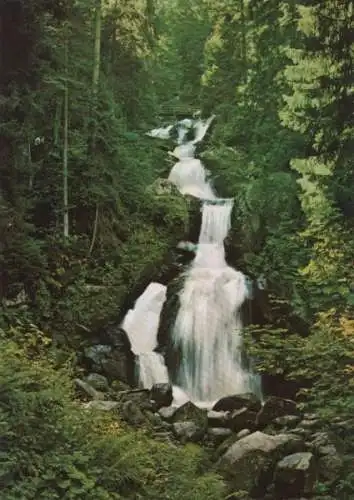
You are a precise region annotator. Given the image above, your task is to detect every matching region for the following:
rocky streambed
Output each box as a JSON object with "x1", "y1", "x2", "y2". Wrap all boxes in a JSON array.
[{"x1": 75, "y1": 374, "x2": 352, "y2": 500}]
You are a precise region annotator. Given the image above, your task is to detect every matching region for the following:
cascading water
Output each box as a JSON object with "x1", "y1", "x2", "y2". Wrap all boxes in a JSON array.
[
  {"x1": 122, "y1": 114, "x2": 260, "y2": 405},
  {"x1": 122, "y1": 282, "x2": 169, "y2": 388}
]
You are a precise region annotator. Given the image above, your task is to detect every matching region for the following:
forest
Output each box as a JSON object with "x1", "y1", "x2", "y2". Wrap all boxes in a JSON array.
[{"x1": 0, "y1": 0, "x2": 353, "y2": 498}]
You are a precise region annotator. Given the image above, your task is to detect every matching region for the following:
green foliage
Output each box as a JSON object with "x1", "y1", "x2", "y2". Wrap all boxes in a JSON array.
[
  {"x1": 0, "y1": 335, "x2": 226, "y2": 500},
  {"x1": 244, "y1": 310, "x2": 354, "y2": 420}
]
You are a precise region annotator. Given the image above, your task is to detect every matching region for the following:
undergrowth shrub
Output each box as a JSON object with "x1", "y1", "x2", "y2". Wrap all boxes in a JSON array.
[{"x1": 0, "y1": 332, "x2": 226, "y2": 500}]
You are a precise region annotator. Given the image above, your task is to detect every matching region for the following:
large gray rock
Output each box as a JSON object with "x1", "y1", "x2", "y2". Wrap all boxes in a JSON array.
[
  {"x1": 213, "y1": 393, "x2": 261, "y2": 413},
  {"x1": 85, "y1": 373, "x2": 109, "y2": 391},
  {"x1": 158, "y1": 406, "x2": 178, "y2": 422},
  {"x1": 150, "y1": 383, "x2": 173, "y2": 409},
  {"x1": 121, "y1": 400, "x2": 146, "y2": 426},
  {"x1": 75, "y1": 378, "x2": 105, "y2": 401},
  {"x1": 207, "y1": 410, "x2": 230, "y2": 428},
  {"x1": 171, "y1": 401, "x2": 207, "y2": 427},
  {"x1": 274, "y1": 452, "x2": 317, "y2": 498},
  {"x1": 274, "y1": 415, "x2": 301, "y2": 430},
  {"x1": 83, "y1": 400, "x2": 119, "y2": 411},
  {"x1": 227, "y1": 407, "x2": 257, "y2": 432},
  {"x1": 217, "y1": 431, "x2": 303, "y2": 494},
  {"x1": 172, "y1": 421, "x2": 205, "y2": 443},
  {"x1": 256, "y1": 396, "x2": 299, "y2": 428},
  {"x1": 83, "y1": 330, "x2": 135, "y2": 385},
  {"x1": 207, "y1": 428, "x2": 233, "y2": 446}
]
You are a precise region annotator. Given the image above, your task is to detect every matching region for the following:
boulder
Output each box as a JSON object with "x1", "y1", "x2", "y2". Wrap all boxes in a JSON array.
[
  {"x1": 85, "y1": 373, "x2": 109, "y2": 392},
  {"x1": 273, "y1": 452, "x2": 317, "y2": 499},
  {"x1": 158, "y1": 406, "x2": 178, "y2": 422},
  {"x1": 207, "y1": 428, "x2": 233, "y2": 446},
  {"x1": 207, "y1": 410, "x2": 230, "y2": 428},
  {"x1": 256, "y1": 396, "x2": 299, "y2": 428},
  {"x1": 74, "y1": 378, "x2": 105, "y2": 401},
  {"x1": 172, "y1": 421, "x2": 205, "y2": 443},
  {"x1": 227, "y1": 407, "x2": 257, "y2": 432},
  {"x1": 305, "y1": 432, "x2": 344, "y2": 485},
  {"x1": 274, "y1": 415, "x2": 301, "y2": 430},
  {"x1": 83, "y1": 400, "x2": 119, "y2": 411},
  {"x1": 213, "y1": 393, "x2": 261, "y2": 413},
  {"x1": 121, "y1": 400, "x2": 146, "y2": 426},
  {"x1": 83, "y1": 332, "x2": 135, "y2": 385},
  {"x1": 118, "y1": 389, "x2": 155, "y2": 411},
  {"x1": 150, "y1": 383, "x2": 173, "y2": 409},
  {"x1": 217, "y1": 431, "x2": 304, "y2": 495},
  {"x1": 171, "y1": 401, "x2": 207, "y2": 428}
]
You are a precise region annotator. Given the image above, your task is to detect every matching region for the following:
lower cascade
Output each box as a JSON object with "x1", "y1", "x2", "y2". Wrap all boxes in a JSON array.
[{"x1": 123, "y1": 115, "x2": 260, "y2": 405}]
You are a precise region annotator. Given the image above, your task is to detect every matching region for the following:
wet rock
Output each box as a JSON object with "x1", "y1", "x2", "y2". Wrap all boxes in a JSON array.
[
  {"x1": 85, "y1": 373, "x2": 109, "y2": 391},
  {"x1": 256, "y1": 396, "x2": 299, "y2": 428},
  {"x1": 207, "y1": 428, "x2": 233, "y2": 446},
  {"x1": 150, "y1": 383, "x2": 173, "y2": 409},
  {"x1": 83, "y1": 333, "x2": 135, "y2": 385},
  {"x1": 207, "y1": 410, "x2": 230, "y2": 428},
  {"x1": 171, "y1": 401, "x2": 207, "y2": 428},
  {"x1": 274, "y1": 415, "x2": 301, "y2": 429},
  {"x1": 305, "y1": 432, "x2": 344, "y2": 484},
  {"x1": 158, "y1": 406, "x2": 177, "y2": 422},
  {"x1": 227, "y1": 407, "x2": 257, "y2": 432},
  {"x1": 121, "y1": 400, "x2": 146, "y2": 426},
  {"x1": 84, "y1": 344, "x2": 111, "y2": 366},
  {"x1": 299, "y1": 419, "x2": 321, "y2": 430},
  {"x1": 213, "y1": 393, "x2": 261, "y2": 413},
  {"x1": 118, "y1": 389, "x2": 155, "y2": 411},
  {"x1": 83, "y1": 400, "x2": 119, "y2": 411},
  {"x1": 172, "y1": 421, "x2": 205, "y2": 443},
  {"x1": 274, "y1": 452, "x2": 317, "y2": 499},
  {"x1": 74, "y1": 378, "x2": 105, "y2": 400},
  {"x1": 217, "y1": 431, "x2": 304, "y2": 494},
  {"x1": 237, "y1": 429, "x2": 251, "y2": 439}
]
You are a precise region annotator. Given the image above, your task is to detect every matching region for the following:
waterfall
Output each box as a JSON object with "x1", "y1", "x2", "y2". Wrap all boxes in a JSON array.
[
  {"x1": 121, "y1": 114, "x2": 260, "y2": 405},
  {"x1": 172, "y1": 200, "x2": 255, "y2": 403},
  {"x1": 122, "y1": 282, "x2": 169, "y2": 388}
]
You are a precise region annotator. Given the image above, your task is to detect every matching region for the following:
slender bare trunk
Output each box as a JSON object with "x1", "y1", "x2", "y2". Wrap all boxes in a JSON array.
[
  {"x1": 88, "y1": 204, "x2": 99, "y2": 255},
  {"x1": 63, "y1": 24, "x2": 69, "y2": 238},
  {"x1": 88, "y1": 0, "x2": 102, "y2": 254},
  {"x1": 92, "y1": 0, "x2": 102, "y2": 94}
]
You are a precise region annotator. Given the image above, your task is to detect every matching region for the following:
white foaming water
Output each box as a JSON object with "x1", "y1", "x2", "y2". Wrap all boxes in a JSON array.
[
  {"x1": 168, "y1": 158, "x2": 215, "y2": 199},
  {"x1": 199, "y1": 199, "x2": 233, "y2": 244},
  {"x1": 172, "y1": 217, "x2": 255, "y2": 402},
  {"x1": 122, "y1": 282, "x2": 169, "y2": 388},
  {"x1": 123, "y1": 115, "x2": 260, "y2": 405}
]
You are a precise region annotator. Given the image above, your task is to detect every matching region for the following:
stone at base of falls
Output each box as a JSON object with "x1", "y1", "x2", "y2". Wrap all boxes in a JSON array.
[
  {"x1": 75, "y1": 378, "x2": 105, "y2": 401},
  {"x1": 83, "y1": 400, "x2": 120, "y2": 411},
  {"x1": 207, "y1": 428, "x2": 233, "y2": 446},
  {"x1": 256, "y1": 396, "x2": 300, "y2": 428},
  {"x1": 83, "y1": 329, "x2": 135, "y2": 385},
  {"x1": 212, "y1": 393, "x2": 262, "y2": 413},
  {"x1": 171, "y1": 401, "x2": 208, "y2": 427},
  {"x1": 121, "y1": 400, "x2": 146, "y2": 426},
  {"x1": 207, "y1": 410, "x2": 229, "y2": 428},
  {"x1": 273, "y1": 452, "x2": 317, "y2": 499},
  {"x1": 85, "y1": 373, "x2": 109, "y2": 392},
  {"x1": 228, "y1": 407, "x2": 258, "y2": 432},
  {"x1": 216, "y1": 431, "x2": 303, "y2": 495},
  {"x1": 172, "y1": 421, "x2": 205, "y2": 443},
  {"x1": 274, "y1": 415, "x2": 302, "y2": 430},
  {"x1": 150, "y1": 383, "x2": 173, "y2": 409}
]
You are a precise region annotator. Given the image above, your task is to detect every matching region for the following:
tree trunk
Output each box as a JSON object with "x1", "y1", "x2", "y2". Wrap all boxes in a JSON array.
[
  {"x1": 63, "y1": 24, "x2": 69, "y2": 238},
  {"x1": 92, "y1": 0, "x2": 102, "y2": 94}
]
